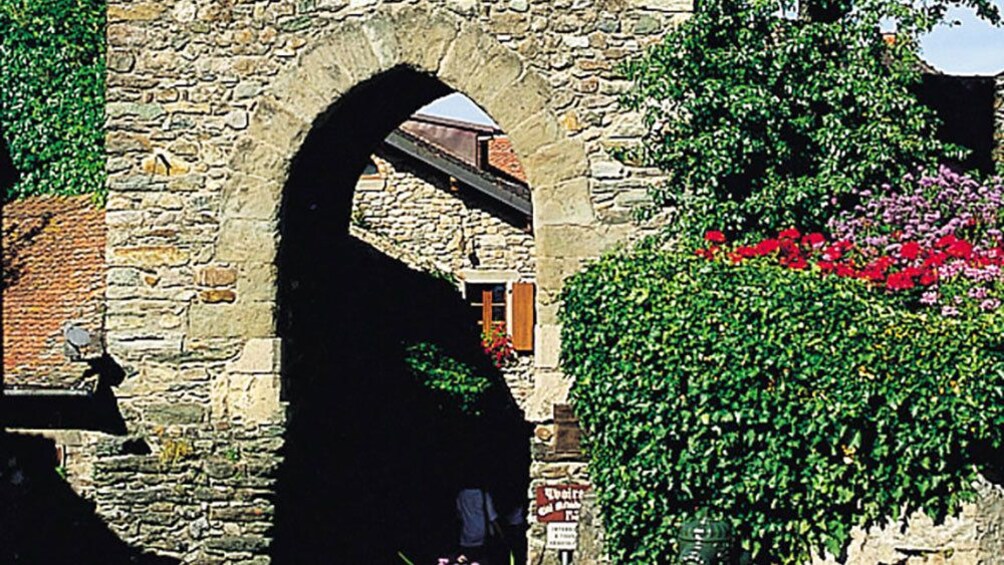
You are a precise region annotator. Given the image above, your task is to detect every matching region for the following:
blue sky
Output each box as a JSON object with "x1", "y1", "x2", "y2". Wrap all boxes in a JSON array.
[
  {"x1": 917, "y1": 5, "x2": 1004, "y2": 75},
  {"x1": 421, "y1": 7, "x2": 1003, "y2": 125}
]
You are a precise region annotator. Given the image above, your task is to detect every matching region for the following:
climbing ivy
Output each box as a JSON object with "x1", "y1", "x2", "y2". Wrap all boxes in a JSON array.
[
  {"x1": 560, "y1": 243, "x2": 1004, "y2": 563},
  {"x1": 0, "y1": 0, "x2": 106, "y2": 201}
]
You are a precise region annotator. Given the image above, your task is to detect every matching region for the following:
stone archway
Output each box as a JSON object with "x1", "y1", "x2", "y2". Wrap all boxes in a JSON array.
[
  {"x1": 202, "y1": 6, "x2": 596, "y2": 563},
  {"x1": 207, "y1": 5, "x2": 595, "y2": 423}
]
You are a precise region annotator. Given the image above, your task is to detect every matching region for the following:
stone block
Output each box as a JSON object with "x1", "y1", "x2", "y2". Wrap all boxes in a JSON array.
[
  {"x1": 108, "y1": 3, "x2": 166, "y2": 21},
  {"x1": 220, "y1": 174, "x2": 282, "y2": 221},
  {"x1": 247, "y1": 96, "x2": 311, "y2": 157},
  {"x1": 525, "y1": 369, "x2": 572, "y2": 421},
  {"x1": 198, "y1": 266, "x2": 238, "y2": 287},
  {"x1": 189, "y1": 302, "x2": 275, "y2": 339},
  {"x1": 141, "y1": 152, "x2": 192, "y2": 176},
  {"x1": 536, "y1": 224, "x2": 630, "y2": 260},
  {"x1": 534, "y1": 324, "x2": 562, "y2": 370},
  {"x1": 237, "y1": 262, "x2": 278, "y2": 302},
  {"x1": 630, "y1": 0, "x2": 693, "y2": 12},
  {"x1": 228, "y1": 137, "x2": 292, "y2": 186},
  {"x1": 111, "y1": 245, "x2": 190, "y2": 268},
  {"x1": 385, "y1": 6, "x2": 459, "y2": 73},
  {"x1": 211, "y1": 372, "x2": 283, "y2": 424},
  {"x1": 534, "y1": 178, "x2": 595, "y2": 227},
  {"x1": 445, "y1": 33, "x2": 523, "y2": 112},
  {"x1": 316, "y1": 22, "x2": 382, "y2": 84},
  {"x1": 523, "y1": 139, "x2": 589, "y2": 189},
  {"x1": 200, "y1": 289, "x2": 237, "y2": 303},
  {"x1": 485, "y1": 71, "x2": 555, "y2": 137},
  {"x1": 144, "y1": 403, "x2": 207, "y2": 425},
  {"x1": 289, "y1": 46, "x2": 355, "y2": 101},
  {"x1": 107, "y1": 102, "x2": 166, "y2": 121},
  {"x1": 215, "y1": 218, "x2": 278, "y2": 263},
  {"x1": 227, "y1": 338, "x2": 282, "y2": 374}
]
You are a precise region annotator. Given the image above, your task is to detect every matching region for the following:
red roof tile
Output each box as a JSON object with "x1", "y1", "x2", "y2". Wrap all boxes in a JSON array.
[
  {"x1": 3, "y1": 195, "x2": 105, "y2": 391},
  {"x1": 487, "y1": 137, "x2": 528, "y2": 184}
]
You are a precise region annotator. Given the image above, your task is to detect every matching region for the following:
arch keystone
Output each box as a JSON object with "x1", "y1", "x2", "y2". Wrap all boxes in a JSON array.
[
  {"x1": 384, "y1": 7, "x2": 460, "y2": 73},
  {"x1": 321, "y1": 21, "x2": 384, "y2": 85}
]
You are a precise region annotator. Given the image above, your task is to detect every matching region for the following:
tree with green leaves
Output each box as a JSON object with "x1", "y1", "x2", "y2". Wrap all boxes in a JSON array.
[
  {"x1": 620, "y1": 0, "x2": 1001, "y2": 235},
  {"x1": 0, "y1": 0, "x2": 106, "y2": 202}
]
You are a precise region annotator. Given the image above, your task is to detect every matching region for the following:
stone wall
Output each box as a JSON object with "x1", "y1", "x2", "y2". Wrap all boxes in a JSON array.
[
  {"x1": 99, "y1": 0, "x2": 681, "y2": 562},
  {"x1": 350, "y1": 148, "x2": 537, "y2": 403},
  {"x1": 75, "y1": 0, "x2": 1004, "y2": 563},
  {"x1": 352, "y1": 150, "x2": 535, "y2": 278}
]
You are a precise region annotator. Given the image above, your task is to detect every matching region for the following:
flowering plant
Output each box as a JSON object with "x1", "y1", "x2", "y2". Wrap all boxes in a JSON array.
[
  {"x1": 481, "y1": 322, "x2": 515, "y2": 369},
  {"x1": 561, "y1": 243, "x2": 1004, "y2": 564},
  {"x1": 697, "y1": 215, "x2": 1004, "y2": 318}
]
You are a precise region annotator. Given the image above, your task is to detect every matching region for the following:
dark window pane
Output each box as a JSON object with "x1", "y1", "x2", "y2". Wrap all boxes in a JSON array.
[
  {"x1": 491, "y1": 285, "x2": 505, "y2": 304},
  {"x1": 492, "y1": 306, "x2": 506, "y2": 323},
  {"x1": 362, "y1": 160, "x2": 378, "y2": 176}
]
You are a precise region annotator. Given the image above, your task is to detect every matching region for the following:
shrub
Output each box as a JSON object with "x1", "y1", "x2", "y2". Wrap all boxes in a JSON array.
[
  {"x1": 0, "y1": 0, "x2": 106, "y2": 201},
  {"x1": 616, "y1": 0, "x2": 997, "y2": 234},
  {"x1": 561, "y1": 244, "x2": 1004, "y2": 563}
]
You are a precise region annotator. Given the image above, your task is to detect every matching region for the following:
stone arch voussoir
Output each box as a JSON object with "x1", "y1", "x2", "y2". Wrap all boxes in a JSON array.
[{"x1": 212, "y1": 6, "x2": 596, "y2": 422}]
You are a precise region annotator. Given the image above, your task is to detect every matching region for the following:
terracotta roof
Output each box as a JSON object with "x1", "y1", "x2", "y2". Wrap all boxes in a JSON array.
[
  {"x1": 3, "y1": 195, "x2": 105, "y2": 391},
  {"x1": 487, "y1": 137, "x2": 528, "y2": 184}
]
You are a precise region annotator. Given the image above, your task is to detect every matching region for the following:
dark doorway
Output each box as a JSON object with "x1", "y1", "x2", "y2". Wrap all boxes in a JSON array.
[
  {"x1": 915, "y1": 74, "x2": 997, "y2": 174},
  {"x1": 272, "y1": 67, "x2": 532, "y2": 564}
]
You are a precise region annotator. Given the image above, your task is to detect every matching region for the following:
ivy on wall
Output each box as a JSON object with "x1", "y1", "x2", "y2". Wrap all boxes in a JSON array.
[
  {"x1": 560, "y1": 243, "x2": 1004, "y2": 563},
  {"x1": 0, "y1": 0, "x2": 106, "y2": 202}
]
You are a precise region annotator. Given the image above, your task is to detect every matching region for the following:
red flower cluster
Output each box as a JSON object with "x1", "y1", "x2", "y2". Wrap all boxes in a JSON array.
[
  {"x1": 695, "y1": 228, "x2": 1004, "y2": 293},
  {"x1": 482, "y1": 322, "x2": 515, "y2": 369}
]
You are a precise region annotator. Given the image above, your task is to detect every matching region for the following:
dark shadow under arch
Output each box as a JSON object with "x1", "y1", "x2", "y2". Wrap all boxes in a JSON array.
[{"x1": 272, "y1": 67, "x2": 532, "y2": 564}]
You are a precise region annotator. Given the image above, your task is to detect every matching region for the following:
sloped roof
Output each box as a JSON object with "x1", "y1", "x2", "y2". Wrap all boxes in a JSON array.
[
  {"x1": 3, "y1": 195, "x2": 105, "y2": 391},
  {"x1": 389, "y1": 115, "x2": 532, "y2": 214}
]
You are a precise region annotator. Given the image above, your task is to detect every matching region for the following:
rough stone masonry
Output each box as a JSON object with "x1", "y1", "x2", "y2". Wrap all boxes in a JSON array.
[{"x1": 18, "y1": 0, "x2": 996, "y2": 563}]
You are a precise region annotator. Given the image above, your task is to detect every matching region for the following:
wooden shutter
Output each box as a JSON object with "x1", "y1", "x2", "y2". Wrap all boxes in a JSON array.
[
  {"x1": 511, "y1": 281, "x2": 535, "y2": 352},
  {"x1": 482, "y1": 289, "x2": 494, "y2": 329}
]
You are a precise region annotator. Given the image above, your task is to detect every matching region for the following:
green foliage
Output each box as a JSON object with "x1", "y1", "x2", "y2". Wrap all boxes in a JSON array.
[
  {"x1": 0, "y1": 0, "x2": 106, "y2": 201},
  {"x1": 404, "y1": 342, "x2": 494, "y2": 416},
  {"x1": 561, "y1": 245, "x2": 1004, "y2": 563},
  {"x1": 618, "y1": 0, "x2": 1000, "y2": 235}
]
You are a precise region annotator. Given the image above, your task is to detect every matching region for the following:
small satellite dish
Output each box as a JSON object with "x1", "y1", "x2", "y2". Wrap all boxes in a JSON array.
[{"x1": 65, "y1": 325, "x2": 91, "y2": 348}]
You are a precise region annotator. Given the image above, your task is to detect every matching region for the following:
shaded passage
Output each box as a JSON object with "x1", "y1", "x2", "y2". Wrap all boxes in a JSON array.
[
  {"x1": 0, "y1": 432, "x2": 176, "y2": 564},
  {"x1": 272, "y1": 68, "x2": 531, "y2": 564}
]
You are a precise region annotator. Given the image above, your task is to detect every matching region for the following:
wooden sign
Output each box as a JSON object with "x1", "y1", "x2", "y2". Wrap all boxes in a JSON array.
[
  {"x1": 553, "y1": 404, "x2": 583, "y2": 456},
  {"x1": 535, "y1": 484, "x2": 589, "y2": 523}
]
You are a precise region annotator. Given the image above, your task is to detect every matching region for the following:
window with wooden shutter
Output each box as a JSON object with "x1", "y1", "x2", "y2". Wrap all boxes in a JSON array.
[
  {"x1": 511, "y1": 281, "x2": 534, "y2": 352},
  {"x1": 467, "y1": 283, "x2": 507, "y2": 330}
]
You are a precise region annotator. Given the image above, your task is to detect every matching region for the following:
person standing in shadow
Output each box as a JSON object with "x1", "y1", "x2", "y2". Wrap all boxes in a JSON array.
[{"x1": 455, "y1": 483, "x2": 503, "y2": 564}]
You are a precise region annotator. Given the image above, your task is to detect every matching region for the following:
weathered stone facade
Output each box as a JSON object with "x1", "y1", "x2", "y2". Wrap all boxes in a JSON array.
[
  {"x1": 7, "y1": 1, "x2": 998, "y2": 563},
  {"x1": 351, "y1": 148, "x2": 537, "y2": 402},
  {"x1": 98, "y1": 1, "x2": 679, "y2": 562},
  {"x1": 352, "y1": 151, "x2": 535, "y2": 279}
]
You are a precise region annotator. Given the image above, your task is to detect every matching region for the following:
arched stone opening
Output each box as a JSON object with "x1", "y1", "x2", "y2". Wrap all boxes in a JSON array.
[
  {"x1": 271, "y1": 66, "x2": 541, "y2": 564},
  {"x1": 208, "y1": 8, "x2": 598, "y2": 563},
  {"x1": 203, "y1": 9, "x2": 597, "y2": 564}
]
